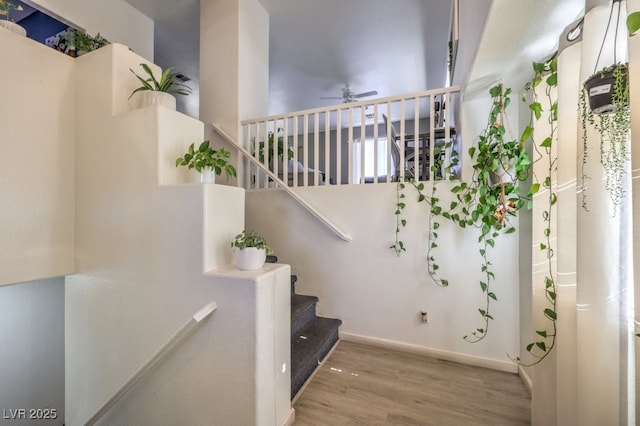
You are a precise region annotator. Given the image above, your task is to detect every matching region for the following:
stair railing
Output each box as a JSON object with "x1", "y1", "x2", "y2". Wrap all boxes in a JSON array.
[
  {"x1": 212, "y1": 123, "x2": 353, "y2": 242},
  {"x1": 84, "y1": 301, "x2": 218, "y2": 426}
]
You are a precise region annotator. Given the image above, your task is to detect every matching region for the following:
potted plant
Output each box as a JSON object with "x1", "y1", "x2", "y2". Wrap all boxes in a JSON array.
[
  {"x1": 579, "y1": 0, "x2": 631, "y2": 213},
  {"x1": 255, "y1": 128, "x2": 294, "y2": 171},
  {"x1": 176, "y1": 140, "x2": 237, "y2": 183},
  {"x1": 231, "y1": 230, "x2": 273, "y2": 270},
  {"x1": 68, "y1": 29, "x2": 109, "y2": 56},
  {"x1": 0, "y1": 0, "x2": 25, "y2": 36},
  {"x1": 128, "y1": 63, "x2": 191, "y2": 110}
]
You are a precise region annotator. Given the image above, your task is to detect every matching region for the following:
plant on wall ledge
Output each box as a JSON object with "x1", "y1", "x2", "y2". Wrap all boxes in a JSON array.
[{"x1": 0, "y1": 0, "x2": 22, "y2": 21}]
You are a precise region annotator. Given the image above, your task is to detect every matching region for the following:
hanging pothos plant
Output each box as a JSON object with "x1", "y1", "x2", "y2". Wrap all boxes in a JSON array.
[
  {"x1": 579, "y1": 0, "x2": 631, "y2": 214},
  {"x1": 391, "y1": 83, "x2": 533, "y2": 343},
  {"x1": 391, "y1": 58, "x2": 560, "y2": 365}
]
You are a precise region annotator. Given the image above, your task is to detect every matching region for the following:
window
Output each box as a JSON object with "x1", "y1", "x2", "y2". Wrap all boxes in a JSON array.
[{"x1": 351, "y1": 138, "x2": 392, "y2": 183}]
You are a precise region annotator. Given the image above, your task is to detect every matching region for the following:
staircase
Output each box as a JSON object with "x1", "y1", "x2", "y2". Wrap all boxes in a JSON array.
[
  {"x1": 290, "y1": 274, "x2": 342, "y2": 398},
  {"x1": 267, "y1": 256, "x2": 342, "y2": 399}
]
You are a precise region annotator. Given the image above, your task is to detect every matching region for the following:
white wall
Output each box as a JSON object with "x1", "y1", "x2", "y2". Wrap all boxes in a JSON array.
[
  {"x1": 0, "y1": 28, "x2": 74, "y2": 287},
  {"x1": 246, "y1": 182, "x2": 521, "y2": 371},
  {"x1": 29, "y1": 0, "x2": 154, "y2": 60},
  {"x1": 66, "y1": 44, "x2": 290, "y2": 426},
  {"x1": 0, "y1": 278, "x2": 65, "y2": 425}
]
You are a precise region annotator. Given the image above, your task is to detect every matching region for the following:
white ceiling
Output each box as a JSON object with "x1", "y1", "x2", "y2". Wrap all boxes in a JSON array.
[
  {"x1": 123, "y1": 0, "x2": 456, "y2": 117},
  {"x1": 122, "y1": 0, "x2": 590, "y2": 118}
]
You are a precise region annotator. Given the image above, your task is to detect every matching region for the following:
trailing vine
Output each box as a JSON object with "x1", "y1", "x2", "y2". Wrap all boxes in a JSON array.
[
  {"x1": 447, "y1": 84, "x2": 531, "y2": 342},
  {"x1": 580, "y1": 63, "x2": 630, "y2": 215},
  {"x1": 391, "y1": 85, "x2": 532, "y2": 343},
  {"x1": 390, "y1": 141, "x2": 456, "y2": 289},
  {"x1": 511, "y1": 57, "x2": 558, "y2": 366}
]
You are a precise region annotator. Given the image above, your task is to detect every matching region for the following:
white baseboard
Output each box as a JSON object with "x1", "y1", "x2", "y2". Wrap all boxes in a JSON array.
[
  {"x1": 340, "y1": 332, "x2": 518, "y2": 373},
  {"x1": 281, "y1": 408, "x2": 295, "y2": 426},
  {"x1": 518, "y1": 365, "x2": 533, "y2": 394}
]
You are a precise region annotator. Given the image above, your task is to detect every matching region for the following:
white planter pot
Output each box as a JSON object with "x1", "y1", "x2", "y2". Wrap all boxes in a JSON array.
[
  {"x1": 235, "y1": 247, "x2": 267, "y2": 271},
  {"x1": 130, "y1": 91, "x2": 176, "y2": 110},
  {"x1": 192, "y1": 168, "x2": 216, "y2": 184},
  {"x1": 0, "y1": 21, "x2": 26, "y2": 37},
  {"x1": 490, "y1": 162, "x2": 515, "y2": 186}
]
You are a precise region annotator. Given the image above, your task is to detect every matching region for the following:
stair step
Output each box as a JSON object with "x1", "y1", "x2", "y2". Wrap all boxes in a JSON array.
[
  {"x1": 266, "y1": 254, "x2": 278, "y2": 263},
  {"x1": 291, "y1": 316, "x2": 341, "y2": 398},
  {"x1": 291, "y1": 294, "x2": 318, "y2": 336}
]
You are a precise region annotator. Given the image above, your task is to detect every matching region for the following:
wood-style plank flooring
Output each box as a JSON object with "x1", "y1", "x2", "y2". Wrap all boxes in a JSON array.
[{"x1": 293, "y1": 340, "x2": 531, "y2": 425}]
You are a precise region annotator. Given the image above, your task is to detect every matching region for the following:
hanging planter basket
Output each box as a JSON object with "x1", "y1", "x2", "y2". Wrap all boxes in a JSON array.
[{"x1": 584, "y1": 64, "x2": 629, "y2": 115}]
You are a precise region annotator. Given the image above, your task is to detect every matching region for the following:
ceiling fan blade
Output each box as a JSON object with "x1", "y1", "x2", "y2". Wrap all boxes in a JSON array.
[
  {"x1": 354, "y1": 90, "x2": 378, "y2": 98},
  {"x1": 320, "y1": 96, "x2": 344, "y2": 100}
]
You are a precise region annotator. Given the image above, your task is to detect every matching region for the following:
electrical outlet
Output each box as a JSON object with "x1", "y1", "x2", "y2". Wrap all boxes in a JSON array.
[{"x1": 420, "y1": 311, "x2": 429, "y2": 324}]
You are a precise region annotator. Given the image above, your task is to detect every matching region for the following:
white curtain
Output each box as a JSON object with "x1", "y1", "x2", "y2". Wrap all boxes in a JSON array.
[
  {"x1": 530, "y1": 1, "x2": 637, "y2": 424},
  {"x1": 629, "y1": 0, "x2": 640, "y2": 423}
]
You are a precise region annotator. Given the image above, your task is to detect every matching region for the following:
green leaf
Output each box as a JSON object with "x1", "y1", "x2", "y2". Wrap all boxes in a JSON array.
[
  {"x1": 530, "y1": 102, "x2": 543, "y2": 120},
  {"x1": 532, "y1": 61, "x2": 544, "y2": 73},
  {"x1": 628, "y1": 11, "x2": 640, "y2": 36},
  {"x1": 546, "y1": 73, "x2": 558, "y2": 87},
  {"x1": 520, "y1": 125, "x2": 534, "y2": 142},
  {"x1": 488, "y1": 292, "x2": 497, "y2": 301},
  {"x1": 540, "y1": 137, "x2": 552, "y2": 148},
  {"x1": 536, "y1": 342, "x2": 547, "y2": 351},
  {"x1": 544, "y1": 308, "x2": 557, "y2": 320},
  {"x1": 526, "y1": 343, "x2": 534, "y2": 352},
  {"x1": 536, "y1": 330, "x2": 548, "y2": 338}
]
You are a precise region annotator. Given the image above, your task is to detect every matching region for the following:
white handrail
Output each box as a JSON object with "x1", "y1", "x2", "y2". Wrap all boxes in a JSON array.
[
  {"x1": 211, "y1": 123, "x2": 353, "y2": 242},
  {"x1": 84, "y1": 302, "x2": 218, "y2": 426}
]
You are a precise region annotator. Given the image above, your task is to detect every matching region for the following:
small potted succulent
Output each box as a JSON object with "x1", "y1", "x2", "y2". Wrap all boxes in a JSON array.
[
  {"x1": 0, "y1": 0, "x2": 25, "y2": 36},
  {"x1": 128, "y1": 63, "x2": 191, "y2": 110},
  {"x1": 231, "y1": 230, "x2": 273, "y2": 270},
  {"x1": 175, "y1": 140, "x2": 237, "y2": 183}
]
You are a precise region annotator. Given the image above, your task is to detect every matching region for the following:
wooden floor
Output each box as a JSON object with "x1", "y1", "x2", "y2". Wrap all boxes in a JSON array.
[{"x1": 293, "y1": 340, "x2": 531, "y2": 425}]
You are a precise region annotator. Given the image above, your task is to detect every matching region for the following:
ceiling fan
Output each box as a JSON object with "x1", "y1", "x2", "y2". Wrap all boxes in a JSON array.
[{"x1": 321, "y1": 86, "x2": 378, "y2": 103}]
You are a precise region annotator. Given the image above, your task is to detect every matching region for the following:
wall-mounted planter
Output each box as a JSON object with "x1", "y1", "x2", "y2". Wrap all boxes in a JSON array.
[
  {"x1": 234, "y1": 247, "x2": 267, "y2": 271},
  {"x1": 584, "y1": 65, "x2": 628, "y2": 115},
  {"x1": 129, "y1": 91, "x2": 176, "y2": 111},
  {"x1": 0, "y1": 21, "x2": 26, "y2": 37}
]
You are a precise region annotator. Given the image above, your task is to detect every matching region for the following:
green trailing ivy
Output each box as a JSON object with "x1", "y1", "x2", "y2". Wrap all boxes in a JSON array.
[{"x1": 510, "y1": 57, "x2": 558, "y2": 366}]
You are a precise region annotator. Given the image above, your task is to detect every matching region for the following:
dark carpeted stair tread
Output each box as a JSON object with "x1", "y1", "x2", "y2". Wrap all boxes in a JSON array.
[
  {"x1": 291, "y1": 294, "x2": 318, "y2": 336},
  {"x1": 291, "y1": 316, "x2": 341, "y2": 398},
  {"x1": 266, "y1": 255, "x2": 278, "y2": 263}
]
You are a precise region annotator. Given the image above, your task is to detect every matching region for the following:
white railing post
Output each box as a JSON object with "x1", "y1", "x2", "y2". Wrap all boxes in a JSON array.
[
  {"x1": 240, "y1": 86, "x2": 460, "y2": 188},
  {"x1": 214, "y1": 124, "x2": 353, "y2": 242}
]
